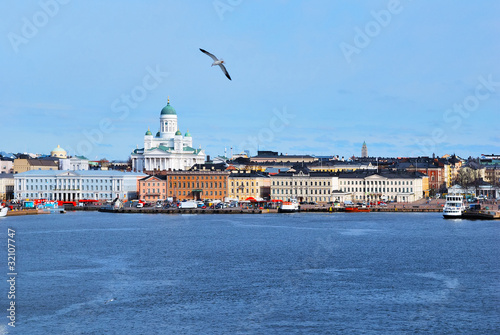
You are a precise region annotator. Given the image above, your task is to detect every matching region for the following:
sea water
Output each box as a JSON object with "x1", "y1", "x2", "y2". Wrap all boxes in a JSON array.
[{"x1": 1, "y1": 211, "x2": 499, "y2": 334}]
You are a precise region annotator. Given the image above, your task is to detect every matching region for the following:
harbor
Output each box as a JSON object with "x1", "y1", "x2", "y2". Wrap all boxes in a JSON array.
[
  {"x1": 8, "y1": 211, "x2": 500, "y2": 334},
  {"x1": 64, "y1": 200, "x2": 498, "y2": 219}
]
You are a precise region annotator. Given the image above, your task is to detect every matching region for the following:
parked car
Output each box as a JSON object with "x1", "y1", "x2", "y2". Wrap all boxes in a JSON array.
[{"x1": 136, "y1": 203, "x2": 143, "y2": 208}]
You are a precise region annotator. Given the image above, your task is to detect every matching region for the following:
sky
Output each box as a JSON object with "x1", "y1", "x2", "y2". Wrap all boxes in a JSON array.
[{"x1": 1, "y1": 0, "x2": 499, "y2": 161}]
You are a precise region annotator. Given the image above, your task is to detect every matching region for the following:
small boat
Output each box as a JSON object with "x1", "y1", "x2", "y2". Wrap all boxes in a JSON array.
[
  {"x1": 443, "y1": 194, "x2": 466, "y2": 219},
  {"x1": 344, "y1": 206, "x2": 359, "y2": 212},
  {"x1": 345, "y1": 203, "x2": 370, "y2": 212},
  {"x1": 0, "y1": 206, "x2": 8, "y2": 217},
  {"x1": 279, "y1": 198, "x2": 299, "y2": 213}
]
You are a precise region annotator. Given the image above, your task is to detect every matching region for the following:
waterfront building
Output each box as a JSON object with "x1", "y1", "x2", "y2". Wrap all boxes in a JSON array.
[
  {"x1": 138, "y1": 175, "x2": 167, "y2": 202},
  {"x1": 476, "y1": 179, "x2": 499, "y2": 199},
  {"x1": 228, "y1": 170, "x2": 271, "y2": 201},
  {"x1": 361, "y1": 141, "x2": 368, "y2": 158},
  {"x1": 59, "y1": 156, "x2": 89, "y2": 171},
  {"x1": 0, "y1": 159, "x2": 13, "y2": 174},
  {"x1": 51, "y1": 145, "x2": 67, "y2": 158},
  {"x1": 446, "y1": 155, "x2": 463, "y2": 184},
  {"x1": 13, "y1": 158, "x2": 59, "y2": 174},
  {"x1": 270, "y1": 165, "x2": 339, "y2": 203},
  {"x1": 338, "y1": 171, "x2": 427, "y2": 203},
  {"x1": 164, "y1": 170, "x2": 230, "y2": 202},
  {"x1": 14, "y1": 170, "x2": 146, "y2": 201},
  {"x1": 130, "y1": 98, "x2": 205, "y2": 172},
  {"x1": 447, "y1": 184, "x2": 475, "y2": 195},
  {"x1": 0, "y1": 173, "x2": 14, "y2": 200},
  {"x1": 484, "y1": 164, "x2": 500, "y2": 185},
  {"x1": 396, "y1": 160, "x2": 448, "y2": 194}
]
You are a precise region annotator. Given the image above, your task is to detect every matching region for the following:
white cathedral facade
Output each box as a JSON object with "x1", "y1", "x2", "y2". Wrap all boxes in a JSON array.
[{"x1": 131, "y1": 98, "x2": 206, "y2": 172}]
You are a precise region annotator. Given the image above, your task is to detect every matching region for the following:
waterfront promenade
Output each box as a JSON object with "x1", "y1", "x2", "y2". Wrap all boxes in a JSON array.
[{"x1": 4, "y1": 199, "x2": 499, "y2": 218}]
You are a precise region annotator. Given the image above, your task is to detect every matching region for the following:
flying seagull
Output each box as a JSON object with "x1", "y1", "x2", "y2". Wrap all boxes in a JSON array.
[{"x1": 200, "y1": 48, "x2": 231, "y2": 80}]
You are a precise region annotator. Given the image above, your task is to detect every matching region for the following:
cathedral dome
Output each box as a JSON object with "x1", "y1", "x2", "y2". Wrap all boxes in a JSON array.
[
  {"x1": 145, "y1": 129, "x2": 152, "y2": 136},
  {"x1": 160, "y1": 98, "x2": 177, "y2": 115},
  {"x1": 175, "y1": 129, "x2": 182, "y2": 136},
  {"x1": 184, "y1": 130, "x2": 191, "y2": 137}
]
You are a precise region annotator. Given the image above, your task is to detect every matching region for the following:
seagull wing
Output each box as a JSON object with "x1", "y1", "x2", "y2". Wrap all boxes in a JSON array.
[
  {"x1": 218, "y1": 64, "x2": 232, "y2": 80},
  {"x1": 199, "y1": 48, "x2": 219, "y2": 62}
]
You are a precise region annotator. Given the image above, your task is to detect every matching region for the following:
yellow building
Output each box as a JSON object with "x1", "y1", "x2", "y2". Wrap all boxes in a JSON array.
[
  {"x1": 421, "y1": 175, "x2": 430, "y2": 198},
  {"x1": 228, "y1": 171, "x2": 271, "y2": 201},
  {"x1": 14, "y1": 158, "x2": 58, "y2": 174}
]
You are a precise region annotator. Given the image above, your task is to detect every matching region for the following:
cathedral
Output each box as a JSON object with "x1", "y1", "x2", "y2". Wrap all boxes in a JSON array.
[{"x1": 131, "y1": 98, "x2": 206, "y2": 171}]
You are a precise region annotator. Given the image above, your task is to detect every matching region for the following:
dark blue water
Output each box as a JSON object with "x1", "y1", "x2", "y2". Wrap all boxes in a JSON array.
[{"x1": 1, "y1": 212, "x2": 499, "y2": 334}]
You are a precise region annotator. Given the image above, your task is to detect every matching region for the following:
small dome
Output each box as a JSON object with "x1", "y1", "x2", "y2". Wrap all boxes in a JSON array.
[
  {"x1": 160, "y1": 98, "x2": 177, "y2": 115},
  {"x1": 51, "y1": 145, "x2": 67, "y2": 158},
  {"x1": 145, "y1": 129, "x2": 152, "y2": 136},
  {"x1": 184, "y1": 130, "x2": 191, "y2": 137},
  {"x1": 52, "y1": 144, "x2": 65, "y2": 152},
  {"x1": 175, "y1": 129, "x2": 182, "y2": 136},
  {"x1": 155, "y1": 131, "x2": 160, "y2": 137}
]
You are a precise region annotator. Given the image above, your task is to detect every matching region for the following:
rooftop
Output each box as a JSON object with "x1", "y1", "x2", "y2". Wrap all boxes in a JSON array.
[{"x1": 14, "y1": 170, "x2": 147, "y2": 177}]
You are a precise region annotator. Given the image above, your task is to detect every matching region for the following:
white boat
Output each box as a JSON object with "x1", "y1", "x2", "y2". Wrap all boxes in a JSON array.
[
  {"x1": 0, "y1": 205, "x2": 8, "y2": 217},
  {"x1": 443, "y1": 194, "x2": 466, "y2": 219},
  {"x1": 279, "y1": 198, "x2": 299, "y2": 213}
]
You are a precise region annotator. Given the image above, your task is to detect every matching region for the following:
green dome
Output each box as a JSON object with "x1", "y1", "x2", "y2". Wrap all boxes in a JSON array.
[
  {"x1": 175, "y1": 129, "x2": 182, "y2": 136},
  {"x1": 184, "y1": 130, "x2": 191, "y2": 137},
  {"x1": 155, "y1": 131, "x2": 160, "y2": 137},
  {"x1": 160, "y1": 98, "x2": 177, "y2": 115},
  {"x1": 145, "y1": 129, "x2": 152, "y2": 136}
]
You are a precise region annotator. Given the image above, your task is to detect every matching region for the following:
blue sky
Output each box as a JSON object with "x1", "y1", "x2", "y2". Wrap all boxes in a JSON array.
[{"x1": 1, "y1": 0, "x2": 499, "y2": 160}]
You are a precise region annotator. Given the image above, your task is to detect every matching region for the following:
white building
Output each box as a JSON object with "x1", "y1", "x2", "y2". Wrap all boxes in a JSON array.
[
  {"x1": 0, "y1": 173, "x2": 14, "y2": 200},
  {"x1": 59, "y1": 156, "x2": 89, "y2": 171},
  {"x1": 338, "y1": 171, "x2": 425, "y2": 203},
  {"x1": 131, "y1": 98, "x2": 206, "y2": 172},
  {"x1": 270, "y1": 166, "x2": 339, "y2": 203},
  {"x1": 14, "y1": 170, "x2": 147, "y2": 202}
]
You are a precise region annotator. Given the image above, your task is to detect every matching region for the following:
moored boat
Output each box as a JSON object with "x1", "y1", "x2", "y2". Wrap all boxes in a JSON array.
[
  {"x1": 344, "y1": 206, "x2": 370, "y2": 212},
  {"x1": 443, "y1": 194, "x2": 466, "y2": 219},
  {"x1": 345, "y1": 203, "x2": 370, "y2": 212},
  {"x1": 0, "y1": 206, "x2": 8, "y2": 217},
  {"x1": 279, "y1": 198, "x2": 299, "y2": 213}
]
